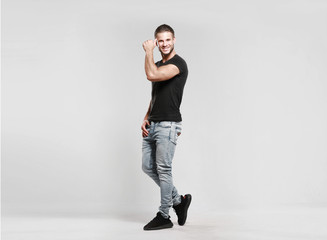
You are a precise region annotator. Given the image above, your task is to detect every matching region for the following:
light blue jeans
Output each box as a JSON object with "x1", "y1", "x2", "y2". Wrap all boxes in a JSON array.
[{"x1": 142, "y1": 121, "x2": 182, "y2": 219}]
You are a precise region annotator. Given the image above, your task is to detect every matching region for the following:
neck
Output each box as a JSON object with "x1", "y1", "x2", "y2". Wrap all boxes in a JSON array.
[{"x1": 161, "y1": 50, "x2": 176, "y2": 63}]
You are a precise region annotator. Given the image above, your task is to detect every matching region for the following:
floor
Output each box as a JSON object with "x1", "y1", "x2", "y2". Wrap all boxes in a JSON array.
[{"x1": 2, "y1": 206, "x2": 327, "y2": 240}]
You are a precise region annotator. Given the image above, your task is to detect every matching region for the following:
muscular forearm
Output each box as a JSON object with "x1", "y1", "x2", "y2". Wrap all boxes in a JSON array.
[{"x1": 144, "y1": 51, "x2": 158, "y2": 80}]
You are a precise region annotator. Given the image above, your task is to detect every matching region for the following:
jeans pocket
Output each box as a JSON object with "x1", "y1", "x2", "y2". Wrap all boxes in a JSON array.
[{"x1": 169, "y1": 124, "x2": 182, "y2": 144}]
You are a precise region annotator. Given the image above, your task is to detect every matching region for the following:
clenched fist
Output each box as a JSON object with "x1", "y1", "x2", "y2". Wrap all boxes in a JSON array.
[{"x1": 143, "y1": 39, "x2": 157, "y2": 52}]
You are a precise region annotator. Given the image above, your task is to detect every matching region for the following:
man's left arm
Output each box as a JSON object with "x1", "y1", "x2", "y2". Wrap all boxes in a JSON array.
[{"x1": 142, "y1": 40, "x2": 179, "y2": 82}]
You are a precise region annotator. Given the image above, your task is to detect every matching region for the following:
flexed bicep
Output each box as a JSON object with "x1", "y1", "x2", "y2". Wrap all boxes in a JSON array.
[{"x1": 147, "y1": 64, "x2": 180, "y2": 82}]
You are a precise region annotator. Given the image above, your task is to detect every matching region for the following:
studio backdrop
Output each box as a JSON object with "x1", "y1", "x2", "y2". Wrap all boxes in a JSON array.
[{"x1": 2, "y1": 0, "x2": 327, "y2": 216}]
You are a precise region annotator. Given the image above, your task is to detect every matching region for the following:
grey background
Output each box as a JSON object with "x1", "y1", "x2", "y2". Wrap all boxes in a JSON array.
[{"x1": 2, "y1": 0, "x2": 327, "y2": 216}]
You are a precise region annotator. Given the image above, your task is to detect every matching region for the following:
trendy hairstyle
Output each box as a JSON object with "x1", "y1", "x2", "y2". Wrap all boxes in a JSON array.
[{"x1": 154, "y1": 24, "x2": 175, "y2": 38}]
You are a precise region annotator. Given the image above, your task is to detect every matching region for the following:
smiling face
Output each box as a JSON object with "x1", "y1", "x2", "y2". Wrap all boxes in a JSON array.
[{"x1": 155, "y1": 31, "x2": 176, "y2": 56}]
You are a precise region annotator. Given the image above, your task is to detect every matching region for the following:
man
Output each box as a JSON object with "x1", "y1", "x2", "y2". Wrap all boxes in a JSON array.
[{"x1": 141, "y1": 24, "x2": 192, "y2": 231}]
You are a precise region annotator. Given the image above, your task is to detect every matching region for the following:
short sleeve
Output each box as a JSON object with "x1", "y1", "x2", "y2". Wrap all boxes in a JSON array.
[{"x1": 168, "y1": 55, "x2": 188, "y2": 75}]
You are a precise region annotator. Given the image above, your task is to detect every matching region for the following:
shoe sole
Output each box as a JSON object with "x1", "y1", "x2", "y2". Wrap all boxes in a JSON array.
[
  {"x1": 143, "y1": 222, "x2": 173, "y2": 231},
  {"x1": 179, "y1": 194, "x2": 192, "y2": 226}
]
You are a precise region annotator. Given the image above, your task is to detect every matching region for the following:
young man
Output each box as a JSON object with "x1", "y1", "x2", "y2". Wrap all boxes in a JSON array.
[{"x1": 141, "y1": 24, "x2": 192, "y2": 231}]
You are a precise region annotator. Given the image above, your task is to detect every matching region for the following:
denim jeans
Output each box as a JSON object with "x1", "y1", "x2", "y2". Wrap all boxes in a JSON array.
[{"x1": 142, "y1": 121, "x2": 182, "y2": 218}]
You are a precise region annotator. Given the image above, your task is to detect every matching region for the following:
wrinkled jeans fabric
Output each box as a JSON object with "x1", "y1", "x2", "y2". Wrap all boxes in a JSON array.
[{"x1": 142, "y1": 121, "x2": 182, "y2": 218}]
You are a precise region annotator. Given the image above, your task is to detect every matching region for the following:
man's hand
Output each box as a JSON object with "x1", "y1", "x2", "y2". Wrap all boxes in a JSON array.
[
  {"x1": 143, "y1": 39, "x2": 157, "y2": 52},
  {"x1": 141, "y1": 119, "x2": 150, "y2": 137},
  {"x1": 141, "y1": 120, "x2": 150, "y2": 137}
]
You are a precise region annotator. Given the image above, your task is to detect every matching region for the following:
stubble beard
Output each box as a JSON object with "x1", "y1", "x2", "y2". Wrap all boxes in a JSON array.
[{"x1": 160, "y1": 45, "x2": 175, "y2": 56}]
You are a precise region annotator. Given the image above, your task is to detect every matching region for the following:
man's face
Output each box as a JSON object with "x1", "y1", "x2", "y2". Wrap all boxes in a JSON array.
[{"x1": 155, "y1": 31, "x2": 176, "y2": 56}]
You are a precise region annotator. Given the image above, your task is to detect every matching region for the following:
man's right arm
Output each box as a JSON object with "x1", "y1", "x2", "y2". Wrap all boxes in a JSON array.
[{"x1": 141, "y1": 100, "x2": 151, "y2": 137}]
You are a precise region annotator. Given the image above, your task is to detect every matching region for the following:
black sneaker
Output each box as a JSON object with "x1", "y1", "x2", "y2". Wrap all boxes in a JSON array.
[
  {"x1": 173, "y1": 194, "x2": 192, "y2": 225},
  {"x1": 143, "y1": 212, "x2": 173, "y2": 231}
]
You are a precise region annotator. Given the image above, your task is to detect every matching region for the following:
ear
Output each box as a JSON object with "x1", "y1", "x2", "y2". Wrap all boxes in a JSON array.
[{"x1": 173, "y1": 37, "x2": 176, "y2": 44}]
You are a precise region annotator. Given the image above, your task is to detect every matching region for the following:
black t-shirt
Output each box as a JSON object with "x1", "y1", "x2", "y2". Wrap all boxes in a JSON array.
[{"x1": 148, "y1": 54, "x2": 188, "y2": 122}]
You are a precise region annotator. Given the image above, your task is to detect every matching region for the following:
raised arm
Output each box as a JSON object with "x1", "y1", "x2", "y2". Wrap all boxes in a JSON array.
[{"x1": 142, "y1": 39, "x2": 179, "y2": 82}]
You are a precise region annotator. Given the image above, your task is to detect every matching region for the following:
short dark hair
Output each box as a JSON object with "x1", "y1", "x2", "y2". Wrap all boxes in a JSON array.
[{"x1": 154, "y1": 24, "x2": 175, "y2": 38}]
